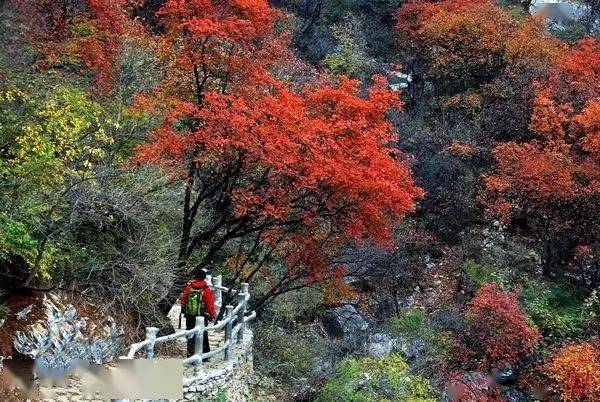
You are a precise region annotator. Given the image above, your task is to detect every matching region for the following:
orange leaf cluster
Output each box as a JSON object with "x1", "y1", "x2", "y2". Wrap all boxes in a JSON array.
[
  {"x1": 445, "y1": 140, "x2": 475, "y2": 158},
  {"x1": 396, "y1": 0, "x2": 513, "y2": 85},
  {"x1": 503, "y1": 16, "x2": 564, "y2": 72},
  {"x1": 396, "y1": 0, "x2": 564, "y2": 92},
  {"x1": 547, "y1": 343, "x2": 600, "y2": 401}
]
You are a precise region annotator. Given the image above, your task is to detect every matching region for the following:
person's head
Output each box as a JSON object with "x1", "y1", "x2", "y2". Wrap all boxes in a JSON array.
[{"x1": 196, "y1": 269, "x2": 207, "y2": 281}]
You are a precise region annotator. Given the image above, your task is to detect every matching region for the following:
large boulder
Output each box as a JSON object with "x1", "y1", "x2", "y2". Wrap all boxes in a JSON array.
[
  {"x1": 322, "y1": 305, "x2": 369, "y2": 349},
  {"x1": 366, "y1": 333, "x2": 393, "y2": 360}
]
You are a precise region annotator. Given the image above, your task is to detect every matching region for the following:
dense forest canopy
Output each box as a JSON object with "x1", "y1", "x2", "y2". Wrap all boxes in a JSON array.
[{"x1": 0, "y1": 0, "x2": 599, "y2": 400}]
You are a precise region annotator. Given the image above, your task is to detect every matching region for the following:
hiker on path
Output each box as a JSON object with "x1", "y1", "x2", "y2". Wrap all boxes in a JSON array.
[{"x1": 178, "y1": 269, "x2": 216, "y2": 358}]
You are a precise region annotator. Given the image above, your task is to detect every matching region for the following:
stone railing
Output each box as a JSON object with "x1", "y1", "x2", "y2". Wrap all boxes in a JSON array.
[{"x1": 123, "y1": 276, "x2": 256, "y2": 380}]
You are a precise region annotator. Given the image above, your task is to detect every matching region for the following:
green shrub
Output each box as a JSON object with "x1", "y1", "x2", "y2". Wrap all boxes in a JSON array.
[
  {"x1": 582, "y1": 288, "x2": 600, "y2": 332},
  {"x1": 390, "y1": 308, "x2": 452, "y2": 352},
  {"x1": 390, "y1": 309, "x2": 425, "y2": 337},
  {"x1": 461, "y1": 259, "x2": 510, "y2": 291},
  {"x1": 0, "y1": 218, "x2": 37, "y2": 261},
  {"x1": 323, "y1": 21, "x2": 376, "y2": 79},
  {"x1": 317, "y1": 354, "x2": 436, "y2": 402},
  {"x1": 424, "y1": 330, "x2": 454, "y2": 357},
  {"x1": 388, "y1": 308, "x2": 456, "y2": 381},
  {"x1": 521, "y1": 278, "x2": 585, "y2": 341},
  {"x1": 196, "y1": 388, "x2": 226, "y2": 402},
  {"x1": 252, "y1": 286, "x2": 328, "y2": 395},
  {"x1": 254, "y1": 322, "x2": 326, "y2": 393}
]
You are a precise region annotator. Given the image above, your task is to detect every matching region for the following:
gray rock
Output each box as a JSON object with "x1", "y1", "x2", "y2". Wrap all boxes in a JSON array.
[
  {"x1": 425, "y1": 288, "x2": 437, "y2": 304},
  {"x1": 16, "y1": 305, "x2": 33, "y2": 320},
  {"x1": 530, "y1": 0, "x2": 599, "y2": 33},
  {"x1": 471, "y1": 225, "x2": 543, "y2": 274},
  {"x1": 366, "y1": 333, "x2": 393, "y2": 360},
  {"x1": 493, "y1": 364, "x2": 517, "y2": 385},
  {"x1": 13, "y1": 294, "x2": 122, "y2": 376},
  {"x1": 398, "y1": 296, "x2": 414, "y2": 308},
  {"x1": 424, "y1": 254, "x2": 436, "y2": 269},
  {"x1": 322, "y1": 305, "x2": 369, "y2": 349},
  {"x1": 394, "y1": 337, "x2": 427, "y2": 362},
  {"x1": 376, "y1": 295, "x2": 397, "y2": 318},
  {"x1": 314, "y1": 356, "x2": 334, "y2": 380},
  {"x1": 501, "y1": 387, "x2": 528, "y2": 402}
]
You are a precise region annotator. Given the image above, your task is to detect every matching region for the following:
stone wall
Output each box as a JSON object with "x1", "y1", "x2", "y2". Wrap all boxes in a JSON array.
[{"x1": 183, "y1": 330, "x2": 254, "y2": 402}]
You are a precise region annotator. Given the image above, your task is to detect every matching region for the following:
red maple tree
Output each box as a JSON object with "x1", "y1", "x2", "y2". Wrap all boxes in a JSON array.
[
  {"x1": 129, "y1": 0, "x2": 423, "y2": 312},
  {"x1": 13, "y1": 0, "x2": 423, "y2": 311}
]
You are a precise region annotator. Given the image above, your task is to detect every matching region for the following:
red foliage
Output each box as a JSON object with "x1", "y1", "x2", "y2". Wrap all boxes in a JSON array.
[
  {"x1": 483, "y1": 141, "x2": 576, "y2": 223},
  {"x1": 149, "y1": 0, "x2": 287, "y2": 102},
  {"x1": 466, "y1": 283, "x2": 541, "y2": 367},
  {"x1": 481, "y1": 38, "x2": 600, "y2": 278},
  {"x1": 547, "y1": 342, "x2": 600, "y2": 401},
  {"x1": 136, "y1": 76, "x2": 424, "y2": 276},
  {"x1": 132, "y1": 0, "x2": 423, "y2": 289},
  {"x1": 482, "y1": 39, "x2": 600, "y2": 232},
  {"x1": 160, "y1": 0, "x2": 277, "y2": 44},
  {"x1": 12, "y1": 0, "x2": 131, "y2": 94}
]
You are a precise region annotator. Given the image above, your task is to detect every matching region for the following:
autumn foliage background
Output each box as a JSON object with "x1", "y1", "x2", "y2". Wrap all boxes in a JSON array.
[{"x1": 0, "y1": 0, "x2": 599, "y2": 400}]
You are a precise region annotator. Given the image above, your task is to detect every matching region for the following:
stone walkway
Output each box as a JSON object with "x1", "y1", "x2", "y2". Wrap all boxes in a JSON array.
[{"x1": 167, "y1": 303, "x2": 254, "y2": 401}]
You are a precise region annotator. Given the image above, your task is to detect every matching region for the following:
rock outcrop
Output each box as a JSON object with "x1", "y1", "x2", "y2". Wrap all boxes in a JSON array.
[{"x1": 322, "y1": 305, "x2": 369, "y2": 350}]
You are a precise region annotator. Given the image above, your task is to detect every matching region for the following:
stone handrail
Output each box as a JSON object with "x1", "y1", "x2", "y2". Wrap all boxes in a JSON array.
[{"x1": 122, "y1": 276, "x2": 256, "y2": 378}]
